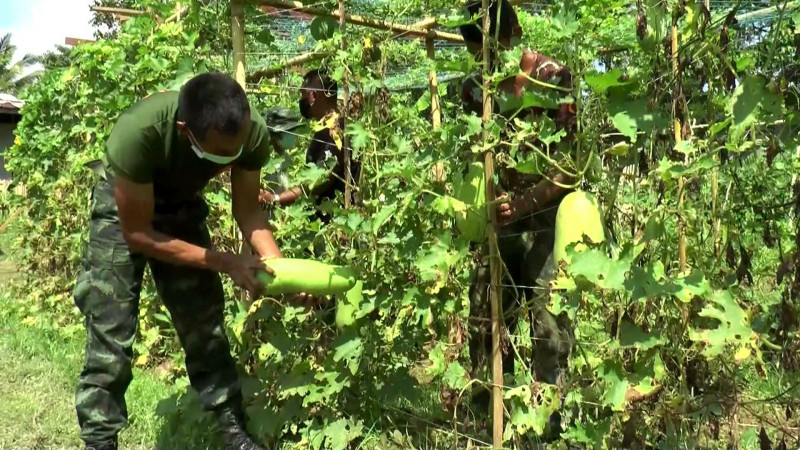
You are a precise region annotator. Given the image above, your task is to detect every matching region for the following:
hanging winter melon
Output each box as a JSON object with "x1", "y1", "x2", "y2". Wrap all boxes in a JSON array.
[
  {"x1": 553, "y1": 191, "x2": 605, "y2": 263},
  {"x1": 454, "y1": 162, "x2": 488, "y2": 243},
  {"x1": 255, "y1": 258, "x2": 357, "y2": 296}
]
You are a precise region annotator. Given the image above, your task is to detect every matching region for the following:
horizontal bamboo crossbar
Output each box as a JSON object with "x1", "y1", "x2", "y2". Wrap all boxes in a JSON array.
[
  {"x1": 240, "y1": 0, "x2": 464, "y2": 42},
  {"x1": 248, "y1": 15, "x2": 445, "y2": 81},
  {"x1": 90, "y1": 6, "x2": 147, "y2": 17}
]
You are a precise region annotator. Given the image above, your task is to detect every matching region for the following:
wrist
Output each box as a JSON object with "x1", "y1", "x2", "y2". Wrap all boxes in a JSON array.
[{"x1": 207, "y1": 251, "x2": 231, "y2": 273}]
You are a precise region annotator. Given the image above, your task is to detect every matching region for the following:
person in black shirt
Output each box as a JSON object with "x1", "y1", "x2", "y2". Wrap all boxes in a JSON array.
[{"x1": 259, "y1": 70, "x2": 359, "y2": 214}]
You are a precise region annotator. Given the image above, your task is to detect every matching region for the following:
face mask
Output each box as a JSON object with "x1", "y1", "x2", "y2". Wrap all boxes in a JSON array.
[
  {"x1": 187, "y1": 128, "x2": 243, "y2": 165},
  {"x1": 299, "y1": 97, "x2": 312, "y2": 119}
]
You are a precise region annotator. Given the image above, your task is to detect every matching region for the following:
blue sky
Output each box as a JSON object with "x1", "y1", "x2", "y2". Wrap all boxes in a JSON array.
[{"x1": 0, "y1": 0, "x2": 94, "y2": 62}]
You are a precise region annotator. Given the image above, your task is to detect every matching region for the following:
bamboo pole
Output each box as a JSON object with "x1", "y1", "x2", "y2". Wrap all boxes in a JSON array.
[
  {"x1": 339, "y1": 0, "x2": 352, "y2": 209},
  {"x1": 426, "y1": 39, "x2": 441, "y2": 128},
  {"x1": 249, "y1": 17, "x2": 443, "y2": 81},
  {"x1": 231, "y1": 0, "x2": 251, "y2": 302},
  {"x1": 481, "y1": 0, "x2": 503, "y2": 446},
  {"x1": 90, "y1": 6, "x2": 147, "y2": 17},
  {"x1": 242, "y1": 0, "x2": 464, "y2": 42},
  {"x1": 706, "y1": 0, "x2": 720, "y2": 258},
  {"x1": 427, "y1": 38, "x2": 446, "y2": 183},
  {"x1": 231, "y1": 2, "x2": 247, "y2": 88},
  {"x1": 672, "y1": 13, "x2": 687, "y2": 272}
]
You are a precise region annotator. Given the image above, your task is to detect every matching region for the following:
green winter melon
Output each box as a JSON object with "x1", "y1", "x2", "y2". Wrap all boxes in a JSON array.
[
  {"x1": 335, "y1": 280, "x2": 364, "y2": 329},
  {"x1": 553, "y1": 191, "x2": 605, "y2": 263},
  {"x1": 255, "y1": 258, "x2": 357, "y2": 296},
  {"x1": 454, "y1": 162, "x2": 488, "y2": 243}
]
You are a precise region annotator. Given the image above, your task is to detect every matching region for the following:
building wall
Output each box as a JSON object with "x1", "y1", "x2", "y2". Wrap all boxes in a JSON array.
[{"x1": 0, "y1": 121, "x2": 15, "y2": 180}]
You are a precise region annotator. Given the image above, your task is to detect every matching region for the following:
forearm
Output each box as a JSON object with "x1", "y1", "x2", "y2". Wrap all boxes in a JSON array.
[
  {"x1": 124, "y1": 228, "x2": 226, "y2": 271},
  {"x1": 278, "y1": 186, "x2": 304, "y2": 205},
  {"x1": 235, "y1": 209, "x2": 282, "y2": 259},
  {"x1": 515, "y1": 172, "x2": 573, "y2": 215}
]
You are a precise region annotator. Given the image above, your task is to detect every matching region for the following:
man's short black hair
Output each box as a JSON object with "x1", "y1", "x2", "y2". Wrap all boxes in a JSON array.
[
  {"x1": 302, "y1": 69, "x2": 338, "y2": 98},
  {"x1": 178, "y1": 72, "x2": 250, "y2": 140},
  {"x1": 458, "y1": 0, "x2": 519, "y2": 45}
]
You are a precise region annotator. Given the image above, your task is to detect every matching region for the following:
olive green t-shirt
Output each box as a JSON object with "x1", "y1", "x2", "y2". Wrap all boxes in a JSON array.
[{"x1": 104, "y1": 91, "x2": 270, "y2": 206}]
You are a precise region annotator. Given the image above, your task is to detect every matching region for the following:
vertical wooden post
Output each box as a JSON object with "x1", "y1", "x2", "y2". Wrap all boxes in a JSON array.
[
  {"x1": 426, "y1": 38, "x2": 441, "y2": 128},
  {"x1": 231, "y1": 0, "x2": 250, "y2": 302},
  {"x1": 231, "y1": 1, "x2": 247, "y2": 89},
  {"x1": 672, "y1": 11, "x2": 687, "y2": 272},
  {"x1": 427, "y1": 37, "x2": 445, "y2": 183},
  {"x1": 706, "y1": 0, "x2": 720, "y2": 257},
  {"x1": 481, "y1": 0, "x2": 503, "y2": 447},
  {"x1": 339, "y1": 0, "x2": 352, "y2": 208}
]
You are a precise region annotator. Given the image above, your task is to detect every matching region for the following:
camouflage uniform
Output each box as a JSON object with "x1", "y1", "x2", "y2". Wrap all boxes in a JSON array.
[
  {"x1": 73, "y1": 175, "x2": 241, "y2": 444},
  {"x1": 468, "y1": 196, "x2": 573, "y2": 386}
]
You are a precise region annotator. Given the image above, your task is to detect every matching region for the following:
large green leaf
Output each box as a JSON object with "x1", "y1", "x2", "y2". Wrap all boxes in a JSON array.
[
  {"x1": 618, "y1": 321, "x2": 663, "y2": 350},
  {"x1": 728, "y1": 75, "x2": 782, "y2": 143},
  {"x1": 585, "y1": 68, "x2": 632, "y2": 94},
  {"x1": 690, "y1": 290, "x2": 757, "y2": 360},
  {"x1": 309, "y1": 16, "x2": 338, "y2": 41},
  {"x1": 608, "y1": 96, "x2": 668, "y2": 140}
]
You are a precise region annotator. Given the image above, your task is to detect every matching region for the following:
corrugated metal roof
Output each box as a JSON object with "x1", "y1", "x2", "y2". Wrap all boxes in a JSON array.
[{"x1": 0, "y1": 93, "x2": 24, "y2": 113}]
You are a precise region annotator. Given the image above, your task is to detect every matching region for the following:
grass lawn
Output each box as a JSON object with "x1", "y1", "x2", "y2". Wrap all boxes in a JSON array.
[{"x1": 0, "y1": 263, "x2": 224, "y2": 449}]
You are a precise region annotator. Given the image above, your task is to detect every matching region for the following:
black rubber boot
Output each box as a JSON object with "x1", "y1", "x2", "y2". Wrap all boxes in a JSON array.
[
  {"x1": 85, "y1": 439, "x2": 118, "y2": 450},
  {"x1": 216, "y1": 407, "x2": 265, "y2": 450}
]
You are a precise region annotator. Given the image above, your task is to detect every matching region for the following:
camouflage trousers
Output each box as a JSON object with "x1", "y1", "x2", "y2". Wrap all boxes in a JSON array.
[
  {"x1": 73, "y1": 178, "x2": 242, "y2": 444},
  {"x1": 469, "y1": 208, "x2": 573, "y2": 387}
]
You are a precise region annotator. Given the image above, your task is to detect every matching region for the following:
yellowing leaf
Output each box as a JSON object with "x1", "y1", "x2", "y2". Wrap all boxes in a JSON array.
[
  {"x1": 606, "y1": 141, "x2": 630, "y2": 156},
  {"x1": 298, "y1": 35, "x2": 306, "y2": 44},
  {"x1": 734, "y1": 346, "x2": 752, "y2": 362},
  {"x1": 135, "y1": 354, "x2": 149, "y2": 367},
  {"x1": 364, "y1": 36, "x2": 372, "y2": 49}
]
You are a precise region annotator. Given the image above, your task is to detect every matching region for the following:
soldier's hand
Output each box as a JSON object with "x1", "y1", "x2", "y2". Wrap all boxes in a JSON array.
[{"x1": 221, "y1": 253, "x2": 265, "y2": 298}]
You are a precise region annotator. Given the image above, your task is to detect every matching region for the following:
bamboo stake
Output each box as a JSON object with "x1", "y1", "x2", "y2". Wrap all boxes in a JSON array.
[
  {"x1": 426, "y1": 39, "x2": 441, "y2": 128},
  {"x1": 707, "y1": 0, "x2": 720, "y2": 258},
  {"x1": 481, "y1": 0, "x2": 503, "y2": 446},
  {"x1": 427, "y1": 38, "x2": 446, "y2": 183},
  {"x1": 339, "y1": 0, "x2": 352, "y2": 209},
  {"x1": 90, "y1": 6, "x2": 147, "y2": 17},
  {"x1": 242, "y1": 0, "x2": 464, "y2": 42},
  {"x1": 672, "y1": 12, "x2": 687, "y2": 272},
  {"x1": 231, "y1": 0, "x2": 251, "y2": 302},
  {"x1": 231, "y1": 1, "x2": 247, "y2": 88},
  {"x1": 250, "y1": 17, "x2": 442, "y2": 81}
]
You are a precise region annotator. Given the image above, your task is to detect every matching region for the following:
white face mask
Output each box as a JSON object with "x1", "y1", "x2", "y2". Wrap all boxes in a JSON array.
[{"x1": 186, "y1": 128, "x2": 243, "y2": 165}]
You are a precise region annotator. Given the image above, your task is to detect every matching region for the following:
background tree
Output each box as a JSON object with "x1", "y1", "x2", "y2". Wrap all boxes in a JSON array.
[{"x1": 0, "y1": 34, "x2": 40, "y2": 94}]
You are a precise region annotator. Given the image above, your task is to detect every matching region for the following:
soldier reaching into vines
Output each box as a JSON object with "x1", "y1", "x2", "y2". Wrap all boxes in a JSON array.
[{"x1": 458, "y1": 0, "x2": 577, "y2": 438}]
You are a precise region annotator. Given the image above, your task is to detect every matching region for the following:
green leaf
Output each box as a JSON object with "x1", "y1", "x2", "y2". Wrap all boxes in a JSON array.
[
  {"x1": 309, "y1": 16, "x2": 338, "y2": 41},
  {"x1": 728, "y1": 75, "x2": 782, "y2": 142},
  {"x1": 568, "y1": 243, "x2": 635, "y2": 291},
  {"x1": 442, "y1": 361, "x2": 468, "y2": 390},
  {"x1": 425, "y1": 342, "x2": 447, "y2": 377},
  {"x1": 618, "y1": 321, "x2": 663, "y2": 349},
  {"x1": 690, "y1": 289, "x2": 756, "y2": 359},
  {"x1": 255, "y1": 29, "x2": 274, "y2": 45},
  {"x1": 346, "y1": 121, "x2": 370, "y2": 151},
  {"x1": 430, "y1": 195, "x2": 467, "y2": 216},
  {"x1": 654, "y1": 153, "x2": 717, "y2": 181},
  {"x1": 642, "y1": 214, "x2": 664, "y2": 243},
  {"x1": 332, "y1": 332, "x2": 363, "y2": 375},
  {"x1": 599, "y1": 361, "x2": 628, "y2": 411},
  {"x1": 608, "y1": 96, "x2": 667, "y2": 140},
  {"x1": 585, "y1": 68, "x2": 631, "y2": 94},
  {"x1": 324, "y1": 419, "x2": 364, "y2": 450},
  {"x1": 415, "y1": 90, "x2": 431, "y2": 112}
]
